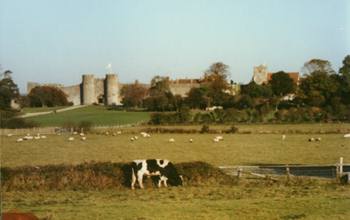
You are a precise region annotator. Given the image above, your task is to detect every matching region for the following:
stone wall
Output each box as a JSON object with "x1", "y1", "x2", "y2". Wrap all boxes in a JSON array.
[{"x1": 61, "y1": 85, "x2": 81, "y2": 105}]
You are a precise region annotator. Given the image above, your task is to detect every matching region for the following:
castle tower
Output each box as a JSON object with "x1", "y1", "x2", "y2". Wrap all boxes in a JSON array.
[
  {"x1": 253, "y1": 64, "x2": 268, "y2": 85},
  {"x1": 82, "y1": 74, "x2": 96, "y2": 105},
  {"x1": 105, "y1": 74, "x2": 120, "y2": 105}
]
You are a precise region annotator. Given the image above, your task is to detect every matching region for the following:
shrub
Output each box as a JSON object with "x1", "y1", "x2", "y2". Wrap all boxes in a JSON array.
[
  {"x1": 200, "y1": 124, "x2": 210, "y2": 133},
  {"x1": 225, "y1": 125, "x2": 239, "y2": 134},
  {"x1": 1, "y1": 117, "x2": 38, "y2": 128}
]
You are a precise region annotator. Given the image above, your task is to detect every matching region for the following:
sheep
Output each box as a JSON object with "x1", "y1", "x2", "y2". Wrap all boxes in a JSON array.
[
  {"x1": 34, "y1": 136, "x2": 41, "y2": 140},
  {"x1": 189, "y1": 138, "x2": 193, "y2": 143},
  {"x1": 344, "y1": 133, "x2": 350, "y2": 138},
  {"x1": 117, "y1": 131, "x2": 122, "y2": 135},
  {"x1": 216, "y1": 136, "x2": 224, "y2": 141},
  {"x1": 68, "y1": 137, "x2": 74, "y2": 141},
  {"x1": 282, "y1": 134, "x2": 286, "y2": 141},
  {"x1": 7, "y1": 133, "x2": 13, "y2": 137},
  {"x1": 213, "y1": 138, "x2": 220, "y2": 143},
  {"x1": 80, "y1": 133, "x2": 85, "y2": 137},
  {"x1": 73, "y1": 131, "x2": 78, "y2": 135},
  {"x1": 169, "y1": 138, "x2": 175, "y2": 143},
  {"x1": 134, "y1": 136, "x2": 139, "y2": 140},
  {"x1": 112, "y1": 133, "x2": 117, "y2": 136},
  {"x1": 16, "y1": 138, "x2": 23, "y2": 142},
  {"x1": 105, "y1": 131, "x2": 110, "y2": 135},
  {"x1": 81, "y1": 136, "x2": 87, "y2": 141},
  {"x1": 308, "y1": 137, "x2": 315, "y2": 142},
  {"x1": 315, "y1": 137, "x2": 322, "y2": 141},
  {"x1": 24, "y1": 136, "x2": 33, "y2": 140},
  {"x1": 130, "y1": 137, "x2": 135, "y2": 141},
  {"x1": 41, "y1": 135, "x2": 47, "y2": 139}
]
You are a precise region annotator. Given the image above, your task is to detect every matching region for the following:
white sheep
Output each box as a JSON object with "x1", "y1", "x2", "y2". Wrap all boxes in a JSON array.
[
  {"x1": 73, "y1": 131, "x2": 78, "y2": 135},
  {"x1": 7, "y1": 133, "x2": 13, "y2": 137},
  {"x1": 282, "y1": 135, "x2": 286, "y2": 141},
  {"x1": 344, "y1": 133, "x2": 350, "y2": 138},
  {"x1": 81, "y1": 136, "x2": 87, "y2": 141},
  {"x1": 80, "y1": 133, "x2": 85, "y2": 136},
  {"x1": 41, "y1": 135, "x2": 47, "y2": 139},
  {"x1": 316, "y1": 137, "x2": 322, "y2": 141},
  {"x1": 213, "y1": 138, "x2": 220, "y2": 143},
  {"x1": 189, "y1": 138, "x2": 193, "y2": 143},
  {"x1": 24, "y1": 136, "x2": 33, "y2": 140},
  {"x1": 308, "y1": 137, "x2": 315, "y2": 142},
  {"x1": 117, "y1": 131, "x2": 122, "y2": 135},
  {"x1": 34, "y1": 136, "x2": 41, "y2": 140},
  {"x1": 169, "y1": 138, "x2": 175, "y2": 143},
  {"x1": 134, "y1": 136, "x2": 139, "y2": 140},
  {"x1": 68, "y1": 137, "x2": 75, "y2": 141},
  {"x1": 216, "y1": 136, "x2": 224, "y2": 141},
  {"x1": 130, "y1": 137, "x2": 135, "y2": 141},
  {"x1": 16, "y1": 138, "x2": 23, "y2": 142}
]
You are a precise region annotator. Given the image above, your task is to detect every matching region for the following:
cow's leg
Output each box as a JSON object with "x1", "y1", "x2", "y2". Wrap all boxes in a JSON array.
[
  {"x1": 157, "y1": 176, "x2": 162, "y2": 188},
  {"x1": 131, "y1": 168, "x2": 136, "y2": 190},
  {"x1": 137, "y1": 172, "x2": 144, "y2": 189}
]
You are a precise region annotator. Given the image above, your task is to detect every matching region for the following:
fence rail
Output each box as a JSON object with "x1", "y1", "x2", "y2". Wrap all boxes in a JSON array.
[{"x1": 219, "y1": 159, "x2": 350, "y2": 180}]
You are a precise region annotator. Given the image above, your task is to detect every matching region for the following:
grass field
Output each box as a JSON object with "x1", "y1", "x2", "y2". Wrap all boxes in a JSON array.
[
  {"x1": 2, "y1": 124, "x2": 350, "y2": 219},
  {"x1": 2, "y1": 132, "x2": 349, "y2": 167},
  {"x1": 24, "y1": 106, "x2": 150, "y2": 127},
  {"x1": 2, "y1": 182, "x2": 350, "y2": 219}
]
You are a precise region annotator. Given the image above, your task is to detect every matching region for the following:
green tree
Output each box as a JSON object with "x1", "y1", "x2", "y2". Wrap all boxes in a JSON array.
[
  {"x1": 241, "y1": 81, "x2": 272, "y2": 98},
  {"x1": 0, "y1": 70, "x2": 19, "y2": 110},
  {"x1": 269, "y1": 71, "x2": 296, "y2": 96},
  {"x1": 121, "y1": 81, "x2": 148, "y2": 107},
  {"x1": 302, "y1": 59, "x2": 336, "y2": 75},
  {"x1": 339, "y1": 55, "x2": 350, "y2": 104},
  {"x1": 202, "y1": 62, "x2": 231, "y2": 106},
  {"x1": 186, "y1": 87, "x2": 208, "y2": 109},
  {"x1": 28, "y1": 86, "x2": 69, "y2": 107},
  {"x1": 144, "y1": 76, "x2": 175, "y2": 111}
]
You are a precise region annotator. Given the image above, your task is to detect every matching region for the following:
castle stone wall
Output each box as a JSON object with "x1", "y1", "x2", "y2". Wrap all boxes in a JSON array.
[
  {"x1": 61, "y1": 85, "x2": 81, "y2": 105},
  {"x1": 94, "y1": 78, "x2": 105, "y2": 104}
]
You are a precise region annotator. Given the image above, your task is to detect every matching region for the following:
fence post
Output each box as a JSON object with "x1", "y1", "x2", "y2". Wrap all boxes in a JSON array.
[
  {"x1": 237, "y1": 167, "x2": 242, "y2": 178},
  {"x1": 286, "y1": 164, "x2": 291, "y2": 181},
  {"x1": 336, "y1": 157, "x2": 344, "y2": 181}
]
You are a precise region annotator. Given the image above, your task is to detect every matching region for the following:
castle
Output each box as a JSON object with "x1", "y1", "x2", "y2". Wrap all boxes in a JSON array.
[
  {"x1": 27, "y1": 74, "x2": 205, "y2": 106},
  {"x1": 27, "y1": 74, "x2": 121, "y2": 106}
]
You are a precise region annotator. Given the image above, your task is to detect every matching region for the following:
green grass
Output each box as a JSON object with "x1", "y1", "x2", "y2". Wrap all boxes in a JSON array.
[
  {"x1": 25, "y1": 106, "x2": 150, "y2": 127},
  {"x1": 21, "y1": 106, "x2": 66, "y2": 113},
  {"x1": 2, "y1": 133, "x2": 350, "y2": 167},
  {"x1": 2, "y1": 183, "x2": 350, "y2": 219},
  {"x1": 2, "y1": 123, "x2": 350, "y2": 219}
]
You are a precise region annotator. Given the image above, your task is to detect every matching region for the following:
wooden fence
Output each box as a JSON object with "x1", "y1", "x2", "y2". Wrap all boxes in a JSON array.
[{"x1": 219, "y1": 157, "x2": 350, "y2": 183}]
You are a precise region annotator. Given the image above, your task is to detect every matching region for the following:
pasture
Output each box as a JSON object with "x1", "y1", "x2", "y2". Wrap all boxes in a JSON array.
[
  {"x1": 23, "y1": 105, "x2": 150, "y2": 127},
  {"x1": 1, "y1": 123, "x2": 350, "y2": 219}
]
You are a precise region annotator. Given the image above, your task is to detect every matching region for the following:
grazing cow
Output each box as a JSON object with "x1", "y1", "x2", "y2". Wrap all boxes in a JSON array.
[{"x1": 130, "y1": 159, "x2": 183, "y2": 189}]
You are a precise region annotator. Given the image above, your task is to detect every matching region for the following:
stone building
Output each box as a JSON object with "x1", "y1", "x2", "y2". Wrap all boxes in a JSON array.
[
  {"x1": 253, "y1": 64, "x2": 300, "y2": 85},
  {"x1": 27, "y1": 73, "x2": 121, "y2": 106}
]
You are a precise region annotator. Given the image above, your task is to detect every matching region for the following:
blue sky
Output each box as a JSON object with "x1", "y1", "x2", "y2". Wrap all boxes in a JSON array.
[{"x1": 0, "y1": 0, "x2": 349, "y2": 93}]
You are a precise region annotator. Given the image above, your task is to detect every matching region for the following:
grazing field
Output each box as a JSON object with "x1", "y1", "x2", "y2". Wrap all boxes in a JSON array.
[
  {"x1": 2, "y1": 123, "x2": 350, "y2": 219},
  {"x1": 3, "y1": 182, "x2": 350, "y2": 219},
  {"x1": 2, "y1": 132, "x2": 349, "y2": 167},
  {"x1": 24, "y1": 105, "x2": 150, "y2": 127}
]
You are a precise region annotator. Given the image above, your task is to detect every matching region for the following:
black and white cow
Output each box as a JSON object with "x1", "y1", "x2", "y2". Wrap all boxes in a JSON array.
[{"x1": 130, "y1": 159, "x2": 183, "y2": 189}]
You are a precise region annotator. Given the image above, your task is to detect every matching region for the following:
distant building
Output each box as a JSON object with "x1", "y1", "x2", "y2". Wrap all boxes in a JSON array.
[
  {"x1": 27, "y1": 74, "x2": 121, "y2": 106},
  {"x1": 253, "y1": 64, "x2": 300, "y2": 85}
]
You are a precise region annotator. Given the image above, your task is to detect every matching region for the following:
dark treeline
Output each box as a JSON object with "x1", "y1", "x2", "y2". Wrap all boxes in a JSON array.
[{"x1": 133, "y1": 56, "x2": 350, "y2": 124}]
